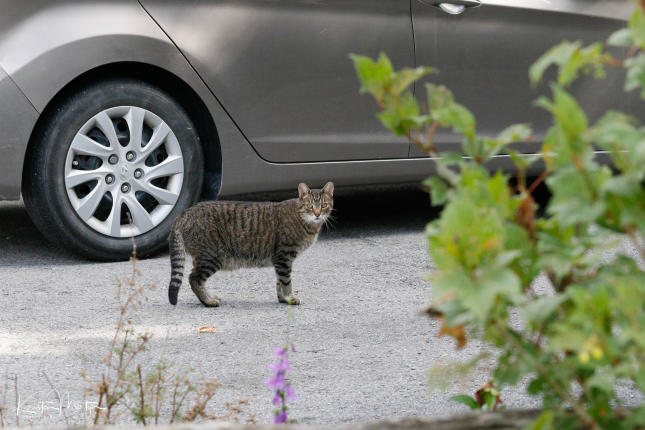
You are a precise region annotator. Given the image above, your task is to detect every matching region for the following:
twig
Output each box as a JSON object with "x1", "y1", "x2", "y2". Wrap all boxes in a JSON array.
[
  {"x1": 13, "y1": 375, "x2": 18, "y2": 428},
  {"x1": 169, "y1": 369, "x2": 191, "y2": 424},
  {"x1": 137, "y1": 365, "x2": 147, "y2": 426},
  {"x1": 426, "y1": 121, "x2": 439, "y2": 144},
  {"x1": 527, "y1": 170, "x2": 549, "y2": 194},
  {"x1": 0, "y1": 372, "x2": 7, "y2": 428},
  {"x1": 93, "y1": 378, "x2": 105, "y2": 425},
  {"x1": 407, "y1": 127, "x2": 460, "y2": 185},
  {"x1": 42, "y1": 371, "x2": 69, "y2": 426}
]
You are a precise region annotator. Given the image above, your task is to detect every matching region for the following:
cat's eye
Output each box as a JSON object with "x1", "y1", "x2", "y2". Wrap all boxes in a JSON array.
[{"x1": 322, "y1": 204, "x2": 329, "y2": 209}]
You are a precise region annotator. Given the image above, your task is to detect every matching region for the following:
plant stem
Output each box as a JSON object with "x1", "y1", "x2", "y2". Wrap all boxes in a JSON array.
[
  {"x1": 407, "y1": 127, "x2": 460, "y2": 185},
  {"x1": 527, "y1": 170, "x2": 549, "y2": 194},
  {"x1": 137, "y1": 365, "x2": 147, "y2": 426},
  {"x1": 13, "y1": 376, "x2": 18, "y2": 428},
  {"x1": 42, "y1": 371, "x2": 69, "y2": 426}
]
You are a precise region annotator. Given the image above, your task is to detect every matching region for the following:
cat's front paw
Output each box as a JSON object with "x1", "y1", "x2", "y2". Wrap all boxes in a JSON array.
[
  {"x1": 199, "y1": 295, "x2": 222, "y2": 307},
  {"x1": 278, "y1": 295, "x2": 301, "y2": 305}
]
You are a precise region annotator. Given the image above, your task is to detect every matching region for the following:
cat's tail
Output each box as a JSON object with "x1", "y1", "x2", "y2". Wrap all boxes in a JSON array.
[{"x1": 168, "y1": 227, "x2": 186, "y2": 305}]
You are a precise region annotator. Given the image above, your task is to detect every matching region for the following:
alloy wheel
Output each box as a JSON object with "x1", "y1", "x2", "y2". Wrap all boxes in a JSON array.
[{"x1": 64, "y1": 106, "x2": 184, "y2": 237}]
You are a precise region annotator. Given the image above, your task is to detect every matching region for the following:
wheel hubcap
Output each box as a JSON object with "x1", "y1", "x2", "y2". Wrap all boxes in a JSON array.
[{"x1": 64, "y1": 106, "x2": 184, "y2": 238}]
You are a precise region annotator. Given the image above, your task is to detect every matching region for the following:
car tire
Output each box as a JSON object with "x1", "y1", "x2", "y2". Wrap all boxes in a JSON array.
[{"x1": 23, "y1": 78, "x2": 204, "y2": 261}]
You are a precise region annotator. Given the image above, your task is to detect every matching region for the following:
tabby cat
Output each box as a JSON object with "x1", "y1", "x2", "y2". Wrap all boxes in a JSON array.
[{"x1": 168, "y1": 182, "x2": 334, "y2": 307}]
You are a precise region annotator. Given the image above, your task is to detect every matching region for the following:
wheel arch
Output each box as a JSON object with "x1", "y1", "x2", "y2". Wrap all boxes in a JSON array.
[{"x1": 22, "y1": 61, "x2": 222, "y2": 201}]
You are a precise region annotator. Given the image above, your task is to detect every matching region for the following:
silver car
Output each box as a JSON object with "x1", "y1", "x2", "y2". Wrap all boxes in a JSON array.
[{"x1": 0, "y1": 0, "x2": 636, "y2": 259}]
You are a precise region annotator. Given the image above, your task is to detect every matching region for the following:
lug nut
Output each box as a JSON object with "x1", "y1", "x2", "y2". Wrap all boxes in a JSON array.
[
  {"x1": 108, "y1": 155, "x2": 118, "y2": 165},
  {"x1": 121, "y1": 183, "x2": 131, "y2": 193},
  {"x1": 133, "y1": 168, "x2": 143, "y2": 179},
  {"x1": 105, "y1": 174, "x2": 115, "y2": 185},
  {"x1": 126, "y1": 151, "x2": 136, "y2": 161},
  {"x1": 72, "y1": 160, "x2": 79, "y2": 167}
]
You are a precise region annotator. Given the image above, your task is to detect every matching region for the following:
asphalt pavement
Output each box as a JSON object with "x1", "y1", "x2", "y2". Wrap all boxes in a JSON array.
[{"x1": 0, "y1": 187, "x2": 541, "y2": 426}]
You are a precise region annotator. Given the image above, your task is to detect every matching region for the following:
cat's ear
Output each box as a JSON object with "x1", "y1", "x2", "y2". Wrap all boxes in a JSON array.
[
  {"x1": 322, "y1": 181, "x2": 334, "y2": 197},
  {"x1": 298, "y1": 183, "x2": 311, "y2": 198}
]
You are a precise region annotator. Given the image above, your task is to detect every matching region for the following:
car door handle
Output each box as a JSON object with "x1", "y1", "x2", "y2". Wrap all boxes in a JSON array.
[{"x1": 418, "y1": 0, "x2": 481, "y2": 15}]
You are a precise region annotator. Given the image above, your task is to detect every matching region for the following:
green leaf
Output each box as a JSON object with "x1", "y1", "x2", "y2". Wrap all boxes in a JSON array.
[
  {"x1": 528, "y1": 411, "x2": 555, "y2": 430},
  {"x1": 530, "y1": 41, "x2": 580, "y2": 87},
  {"x1": 440, "y1": 104, "x2": 476, "y2": 139},
  {"x1": 425, "y1": 83, "x2": 476, "y2": 138},
  {"x1": 523, "y1": 294, "x2": 567, "y2": 328},
  {"x1": 508, "y1": 151, "x2": 541, "y2": 171},
  {"x1": 587, "y1": 370, "x2": 615, "y2": 395},
  {"x1": 627, "y1": 406, "x2": 645, "y2": 427},
  {"x1": 546, "y1": 165, "x2": 610, "y2": 226},
  {"x1": 378, "y1": 92, "x2": 429, "y2": 136},
  {"x1": 350, "y1": 52, "x2": 393, "y2": 101},
  {"x1": 449, "y1": 394, "x2": 480, "y2": 410},
  {"x1": 588, "y1": 110, "x2": 644, "y2": 171},
  {"x1": 608, "y1": 28, "x2": 633, "y2": 47},
  {"x1": 629, "y1": 7, "x2": 645, "y2": 49},
  {"x1": 497, "y1": 123, "x2": 532, "y2": 145},
  {"x1": 423, "y1": 175, "x2": 450, "y2": 206},
  {"x1": 529, "y1": 41, "x2": 608, "y2": 88},
  {"x1": 624, "y1": 53, "x2": 645, "y2": 100},
  {"x1": 436, "y1": 151, "x2": 463, "y2": 167},
  {"x1": 426, "y1": 83, "x2": 455, "y2": 111},
  {"x1": 560, "y1": 43, "x2": 607, "y2": 86},
  {"x1": 549, "y1": 84, "x2": 588, "y2": 138},
  {"x1": 636, "y1": 368, "x2": 645, "y2": 393},
  {"x1": 483, "y1": 391, "x2": 497, "y2": 410},
  {"x1": 391, "y1": 66, "x2": 437, "y2": 95},
  {"x1": 462, "y1": 268, "x2": 522, "y2": 322}
]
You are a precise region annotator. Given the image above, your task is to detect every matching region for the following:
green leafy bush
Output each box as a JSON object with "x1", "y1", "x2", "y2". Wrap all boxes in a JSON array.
[{"x1": 352, "y1": 4, "x2": 645, "y2": 429}]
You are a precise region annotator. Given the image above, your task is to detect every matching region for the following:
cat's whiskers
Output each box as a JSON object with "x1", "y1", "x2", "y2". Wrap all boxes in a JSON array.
[{"x1": 323, "y1": 211, "x2": 337, "y2": 230}]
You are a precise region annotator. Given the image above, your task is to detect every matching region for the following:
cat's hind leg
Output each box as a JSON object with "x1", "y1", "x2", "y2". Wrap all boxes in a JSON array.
[
  {"x1": 272, "y1": 252, "x2": 300, "y2": 305},
  {"x1": 189, "y1": 257, "x2": 222, "y2": 307}
]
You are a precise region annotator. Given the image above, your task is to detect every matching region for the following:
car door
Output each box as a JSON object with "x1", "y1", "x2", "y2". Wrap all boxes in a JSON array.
[
  {"x1": 139, "y1": 0, "x2": 415, "y2": 163},
  {"x1": 410, "y1": 0, "x2": 636, "y2": 157}
]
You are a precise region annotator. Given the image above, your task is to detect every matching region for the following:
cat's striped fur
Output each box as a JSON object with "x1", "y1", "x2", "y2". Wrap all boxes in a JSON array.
[{"x1": 168, "y1": 182, "x2": 334, "y2": 306}]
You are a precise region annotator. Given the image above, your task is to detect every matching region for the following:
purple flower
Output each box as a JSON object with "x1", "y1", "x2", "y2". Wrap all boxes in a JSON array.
[
  {"x1": 273, "y1": 409, "x2": 287, "y2": 424},
  {"x1": 271, "y1": 356, "x2": 290, "y2": 373},
  {"x1": 274, "y1": 347, "x2": 287, "y2": 358},
  {"x1": 264, "y1": 373, "x2": 286, "y2": 391},
  {"x1": 285, "y1": 385, "x2": 297, "y2": 402},
  {"x1": 266, "y1": 344, "x2": 296, "y2": 424}
]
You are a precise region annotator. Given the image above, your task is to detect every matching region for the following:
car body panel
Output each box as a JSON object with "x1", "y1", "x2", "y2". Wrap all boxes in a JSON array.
[
  {"x1": 0, "y1": 0, "x2": 637, "y2": 202},
  {"x1": 0, "y1": 0, "x2": 232, "y2": 200},
  {"x1": 479, "y1": 0, "x2": 631, "y2": 21},
  {"x1": 0, "y1": 0, "x2": 423, "y2": 200},
  {"x1": 0, "y1": 65, "x2": 38, "y2": 200},
  {"x1": 0, "y1": 1, "x2": 200, "y2": 112},
  {"x1": 410, "y1": 0, "x2": 639, "y2": 157},
  {"x1": 139, "y1": 0, "x2": 415, "y2": 163}
]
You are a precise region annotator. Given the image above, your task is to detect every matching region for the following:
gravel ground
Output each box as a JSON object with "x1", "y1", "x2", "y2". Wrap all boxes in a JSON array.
[{"x1": 0, "y1": 188, "x2": 551, "y2": 427}]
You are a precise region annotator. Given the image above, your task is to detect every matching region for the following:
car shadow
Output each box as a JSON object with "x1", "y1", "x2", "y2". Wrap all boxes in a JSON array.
[
  {"x1": 0, "y1": 184, "x2": 550, "y2": 266},
  {"x1": 0, "y1": 200, "x2": 82, "y2": 267},
  {"x1": 0, "y1": 187, "x2": 437, "y2": 266},
  {"x1": 319, "y1": 185, "x2": 438, "y2": 241}
]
